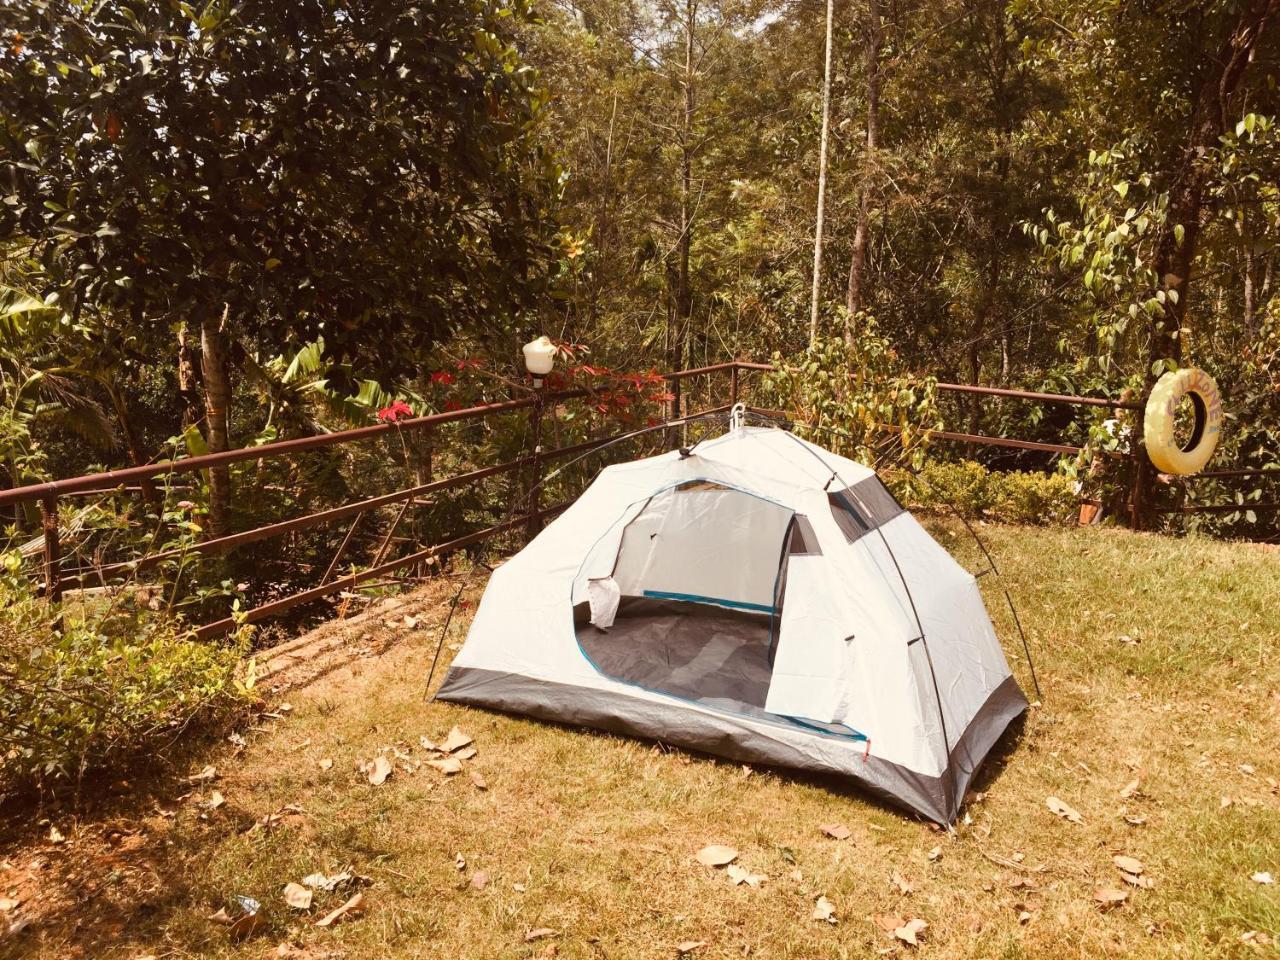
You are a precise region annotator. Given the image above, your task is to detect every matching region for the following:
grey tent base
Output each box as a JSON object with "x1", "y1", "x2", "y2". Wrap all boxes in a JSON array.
[{"x1": 436, "y1": 665, "x2": 1027, "y2": 824}]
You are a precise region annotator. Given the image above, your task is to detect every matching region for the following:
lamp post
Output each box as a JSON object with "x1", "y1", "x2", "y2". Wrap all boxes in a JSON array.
[{"x1": 522, "y1": 337, "x2": 557, "y2": 539}]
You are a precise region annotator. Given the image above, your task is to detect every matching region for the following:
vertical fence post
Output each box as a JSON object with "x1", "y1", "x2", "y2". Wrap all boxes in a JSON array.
[
  {"x1": 525, "y1": 384, "x2": 546, "y2": 540},
  {"x1": 40, "y1": 493, "x2": 62, "y2": 604},
  {"x1": 729, "y1": 363, "x2": 739, "y2": 408},
  {"x1": 667, "y1": 375, "x2": 682, "y2": 448}
]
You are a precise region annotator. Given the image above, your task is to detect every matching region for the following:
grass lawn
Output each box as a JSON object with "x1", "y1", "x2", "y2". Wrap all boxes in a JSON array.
[{"x1": 2, "y1": 521, "x2": 1277, "y2": 959}]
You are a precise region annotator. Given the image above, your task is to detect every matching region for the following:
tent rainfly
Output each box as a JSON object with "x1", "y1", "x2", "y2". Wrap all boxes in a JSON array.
[{"x1": 437, "y1": 423, "x2": 1028, "y2": 823}]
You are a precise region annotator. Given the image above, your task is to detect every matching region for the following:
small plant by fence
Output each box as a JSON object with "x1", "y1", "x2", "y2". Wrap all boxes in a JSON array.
[{"x1": 1, "y1": 361, "x2": 1274, "y2": 644}]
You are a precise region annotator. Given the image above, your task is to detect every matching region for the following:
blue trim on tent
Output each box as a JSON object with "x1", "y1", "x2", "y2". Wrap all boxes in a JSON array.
[
  {"x1": 782, "y1": 715, "x2": 869, "y2": 742},
  {"x1": 641, "y1": 589, "x2": 775, "y2": 614}
]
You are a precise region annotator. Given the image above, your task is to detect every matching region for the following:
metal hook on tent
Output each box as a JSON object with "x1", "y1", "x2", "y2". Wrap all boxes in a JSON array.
[{"x1": 729, "y1": 401, "x2": 746, "y2": 433}]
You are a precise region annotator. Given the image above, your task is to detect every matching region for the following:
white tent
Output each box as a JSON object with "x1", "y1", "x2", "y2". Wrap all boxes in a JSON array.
[{"x1": 437, "y1": 424, "x2": 1027, "y2": 823}]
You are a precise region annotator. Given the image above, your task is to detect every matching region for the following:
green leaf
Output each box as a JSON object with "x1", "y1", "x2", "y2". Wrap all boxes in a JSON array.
[
  {"x1": 1173, "y1": 224, "x2": 1185, "y2": 246},
  {"x1": 1113, "y1": 181, "x2": 1129, "y2": 199}
]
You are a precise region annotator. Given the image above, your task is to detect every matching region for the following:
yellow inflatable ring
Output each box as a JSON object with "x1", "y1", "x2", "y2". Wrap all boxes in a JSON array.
[{"x1": 1143, "y1": 368, "x2": 1222, "y2": 475}]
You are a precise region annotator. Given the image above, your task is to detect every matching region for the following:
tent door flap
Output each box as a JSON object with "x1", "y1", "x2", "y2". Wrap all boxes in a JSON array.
[{"x1": 764, "y1": 555, "x2": 848, "y2": 723}]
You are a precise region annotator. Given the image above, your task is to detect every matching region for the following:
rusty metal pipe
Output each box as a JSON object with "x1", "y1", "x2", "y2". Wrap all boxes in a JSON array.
[
  {"x1": 193, "y1": 499, "x2": 572, "y2": 640},
  {"x1": 0, "y1": 390, "x2": 590, "y2": 507}
]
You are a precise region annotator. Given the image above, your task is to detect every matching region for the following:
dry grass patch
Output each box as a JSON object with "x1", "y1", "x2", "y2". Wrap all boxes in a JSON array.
[{"x1": 1, "y1": 523, "x2": 1277, "y2": 959}]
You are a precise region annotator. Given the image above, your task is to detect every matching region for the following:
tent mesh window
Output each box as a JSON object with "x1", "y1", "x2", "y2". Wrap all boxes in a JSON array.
[{"x1": 828, "y1": 477, "x2": 905, "y2": 544}]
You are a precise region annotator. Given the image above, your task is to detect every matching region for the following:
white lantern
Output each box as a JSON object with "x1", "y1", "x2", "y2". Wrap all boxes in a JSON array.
[{"x1": 522, "y1": 336, "x2": 557, "y2": 378}]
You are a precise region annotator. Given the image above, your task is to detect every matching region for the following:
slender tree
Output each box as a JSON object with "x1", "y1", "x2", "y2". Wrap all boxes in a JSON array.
[{"x1": 809, "y1": 0, "x2": 836, "y2": 345}]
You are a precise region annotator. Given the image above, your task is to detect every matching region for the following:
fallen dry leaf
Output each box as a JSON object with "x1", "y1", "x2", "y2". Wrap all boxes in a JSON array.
[
  {"x1": 318, "y1": 758, "x2": 333, "y2": 771},
  {"x1": 208, "y1": 897, "x2": 264, "y2": 940},
  {"x1": 676, "y1": 941, "x2": 706, "y2": 955},
  {"x1": 455, "y1": 852, "x2": 466, "y2": 871},
  {"x1": 453, "y1": 746, "x2": 478, "y2": 761},
  {"x1": 469, "y1": 770, "x2": 488, "y2": 790},
  {"x1": 891, "y1": 872, "x2": 914, "y2": 895},
  {"x1": 420, "y1": 736, "x2": 439, "y2": 752},
  {"x1": 315, "y1": 892, "x2": 364, "y2": 927},
  {"x1": 1121, "y1": 872, "x2": 1154, "y2": 889},
  {"x1": 367, "y1": 756, "x2": 392, "y2": 786},
  {"x1": 1251, "y1": 872, "x2": 1274, "y2": 885},
  {"x1": 283, "y1": 883, "x2": 313, "y2": 910},
  {"x1": 302, "y1": 870, "x2": 354, "y2": 892},
  {"x1": 188, "y1": 765, "x2": 218, "y2": 783},
  {"x1": 894, "y1": 918, "x2": 928, "y2": 946},
  {"x1": 1018, "y1": 910, "x2": 1033, "y2": 925},
  {"x1": 441, "y1": 727, "x2": 473, "y2": 753},
  {"x1": 47, "y1": 825, "x2": 65, "y2": 844},
  {"x1": 820, "y1": 823, "x2": 851, "y2": 840},
  {"x1": 927, "y1": 846, "x2": 942, "y2": 862},
  {"x1": 202, "y1": 791, "x2": 226, "y2": 811},
  {"x1": 813, "y1": 895, "x2": 837, "y2": 924},
  {"x1": 426, "y1": 757, "x2": 463, "y2": 775},
  {"x1": 726, "y1": 864, "x2": 766, "y2": 887},
  {"x1": 1046, "y1": 796, "x2": 1083, "y2": 824},
  {"x1": 873, "y1": 914, "x2": 904, "y2": 933},
  {"x1": 1093, "y1": 887, "x2": 1128, "y2": 909},
  {"x1": 1124, "y1": 814, "x2": 1147, "y2": 826},
  {"x1": 1119, "y1": 778, "x2": 1142, "y2": 799},
  {"x1": 695, "y1": 845, "x2": 738, "y2": 868},
  {"x1": 0, "y1": 898, "x2": 19, "y2": 912},
  {"x1": 525, "y1": 928, "x2": 557, "y2": 942},
  {"x1": 1113, "y1": 855, "x2": 1144, "y2": 875}
]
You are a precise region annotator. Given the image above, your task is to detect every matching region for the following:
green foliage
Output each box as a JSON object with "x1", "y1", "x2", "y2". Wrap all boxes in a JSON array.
[
  {"x1": 892, "y1": 459, "x2": 1076, "y2": 525},
  {"x1": 0, "y1": 0, "x2": 561, "y2": 381},
  {"x1": 0, "y1": 552, "x2": 251, "y2": 799},
  {"x1": 762, "y1": 316, "x2": 940, "y2": 471}
]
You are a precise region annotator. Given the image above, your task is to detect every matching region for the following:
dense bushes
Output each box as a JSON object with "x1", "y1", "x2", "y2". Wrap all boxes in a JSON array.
[
  {"x1": 887, "y1": 459, "x2": 1077, "y2": 525},
  {"x1": 0, "y1": 553, "x2": 251, "y2": 800}
]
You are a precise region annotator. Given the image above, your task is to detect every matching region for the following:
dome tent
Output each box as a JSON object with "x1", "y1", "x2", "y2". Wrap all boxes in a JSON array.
[{"x1": 437, "y1": 422, "x2": 1027, "y2": 823}]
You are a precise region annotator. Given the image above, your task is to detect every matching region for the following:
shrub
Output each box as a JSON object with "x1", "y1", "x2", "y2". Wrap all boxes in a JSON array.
[
  {"x1": 762, "y1": 318, "x2": 941, "y2": 472},
  {"x1": 900, "y1": 459, "x2": 1077, "y2": 525},
  {"x1": 0, "y1": 552, "x2": 252, "y2": 800},
  {"x1": 990, "y1": 471, "x2": 1078, "y2": 525}
]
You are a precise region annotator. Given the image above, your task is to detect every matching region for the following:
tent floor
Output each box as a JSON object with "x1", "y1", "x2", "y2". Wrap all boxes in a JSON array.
[{"x1": 576, "y1": 598, "x2": 774, "y2": 715}]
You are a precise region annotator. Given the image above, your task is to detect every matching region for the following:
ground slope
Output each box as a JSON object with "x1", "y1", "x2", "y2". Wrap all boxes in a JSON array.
[{"x1": 1, "y1": 522, "x2": 1277, "y2": 959}]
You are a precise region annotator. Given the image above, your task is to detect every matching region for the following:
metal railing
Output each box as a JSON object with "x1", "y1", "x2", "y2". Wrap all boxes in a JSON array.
[{"x1": 2, "y1": 360, "x2": 1271, "y2": 638}]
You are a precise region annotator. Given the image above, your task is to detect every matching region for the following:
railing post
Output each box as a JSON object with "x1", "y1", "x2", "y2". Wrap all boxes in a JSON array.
[
  {"x1": 40, "y1": 493, "x2": 62, "y2": 604},
  {"x1": 525, "y1": 383, "x2": 546, "y2": 540},
  {"x1": 729, "y1": 363, "x2": 739, "y2": 408},
  {"x1": 667, "y1": 376, "x2": 682, "y2": 448}
]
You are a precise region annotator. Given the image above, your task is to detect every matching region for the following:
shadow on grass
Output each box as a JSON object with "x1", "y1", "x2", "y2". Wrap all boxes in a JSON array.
[{"x1": 0, "y1": 721, "x2": 266, "y2": 959}]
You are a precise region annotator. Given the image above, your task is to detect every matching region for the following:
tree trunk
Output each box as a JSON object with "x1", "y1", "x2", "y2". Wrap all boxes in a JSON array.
[
  {"x1": 1134, "y1": 0, "x2": 1278, "y2": 527},
  {"x1": 103, "y1": 380, "x2": 159, "y2": 507},
  {"x1": 809, "y1": 0, "x2": 836, "y2": 346},
  {"x1": 1238, "y1": 215, "x2": 1256, "y2": 338},
  {"x1": 672, "y1": 0, "x2": 696, "y2": 375},
  {"x1": 845, "y1": 0, "x2": 884, "y2": 339},
  {"x1": 201, "y1": 305, "x2": 233, "y2": 538},
  {"x1": 177, "y1": 322, "x2": 202, "y2": 432}
]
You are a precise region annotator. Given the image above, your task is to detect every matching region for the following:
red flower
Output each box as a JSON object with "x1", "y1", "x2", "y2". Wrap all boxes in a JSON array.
[
  {"x1": 377, "y1": 399, "x2": 414, "y2": 423},
  {"x1": 431, "y1": 371, "x2": 456, "y2": 385}
]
